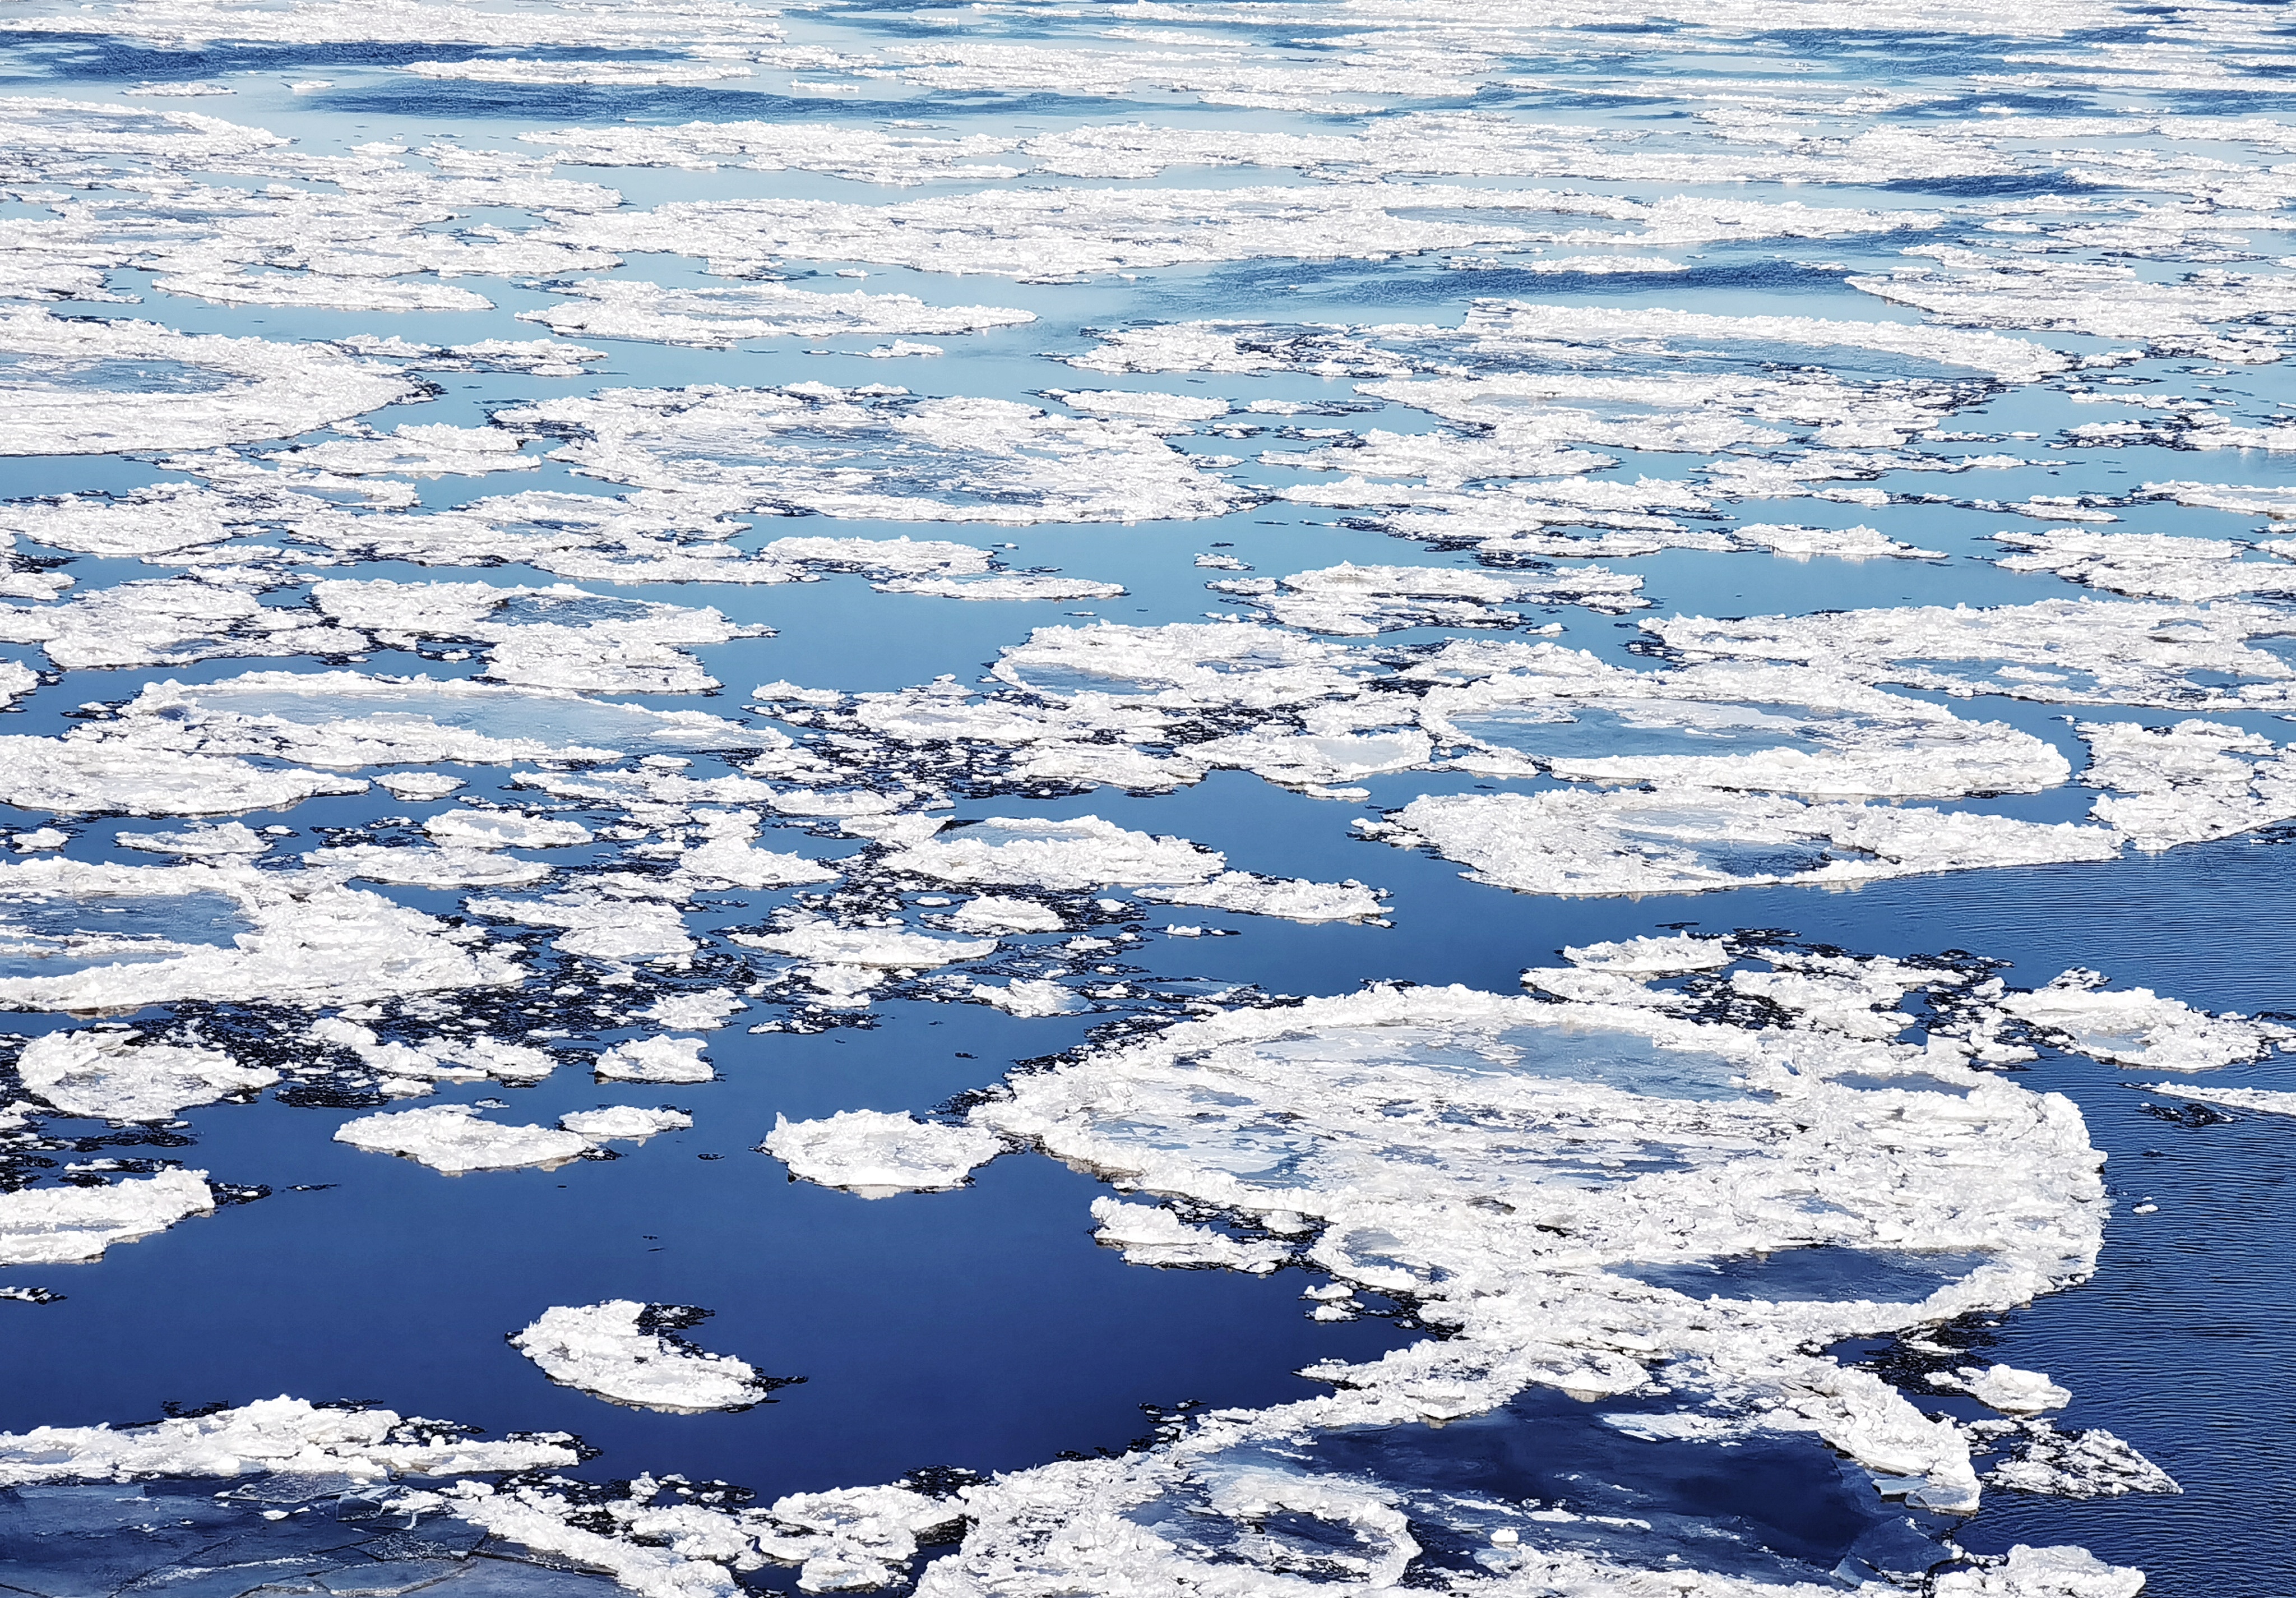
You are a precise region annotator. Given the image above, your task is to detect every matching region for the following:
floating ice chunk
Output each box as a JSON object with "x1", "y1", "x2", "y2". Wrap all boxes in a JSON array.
[
  {"x1": 992, "y1": 621, "x2": 1372, "y2": 710},
  {"x1": 0, "y1": 1395, "x2": 577, "y2": 1487},
  {"x1": 1733, "y1": 523, "x2": 1943, "y2": 560},
  {"x1": 1371, "y1": 788, "x2": 2120, "y2": 897},
  {"x1": 470, "y1": 889, "x2": 695, "y2": 964},
  {"x1": 882, "y1": 816, "x2": 1223, "y2": 892},
  {"x1": 947, "y1": 896, "x2": 1064, "y2": 934},
  {"x1": 761, "y1": 535, "x2": 992, "y2": 578},
  {"x1": 376, "y1": 771, "x2": 464, "y2": 801},
  {"x1": 0, "y1": 572, "x2": 368, "y2": 674},
  {"x1": 124, "y1": 670, "x2": 754, "y2": 768},
  {"x1": 269, "y1": 423, "x2": 531, "y2": 479},
  {"x1": 1562, "y1": 934, "x2": 1734, "y2": 973},
  {"x1": 408, "y1": 57, "x2": 753, "y2": 85},
  {"x1": 970, "y1": 978, "x2": 1082, "y2": 1016},
  {"x1": 674, "y1": 820, "x2": 840, "y2": 890},
  {"x1": 873, "y1": 574, "x2": 1127, "y2": 602},
  {"x1": 114, "y1": 821, "x2": 270, "y2": 856},
  {"x1": 518, "y1": 278, "x2": 1033, "y2": 349},
  {"x1": 521, "y1": 118, "x2": 1021, "y2": 186},
  {"x1": 1976, "y1": 1424, "x2": 2182, "y2": 1502},
  {"x1": 1993, "y1": 529, "x2": 2296, "y2": 602},
  {"x1": 1136, "y1": 871, "x2": 1387, "y2": 924},
  {"x1": 305, "y1": 843, "x2": 551, "y2": 890},
  {"x1": 1049, "y1": 389, "x2": 1229, "y2": 426},
  {"x1": 1646, "y1": 597, "x2": 2296, "y2": 710},
  {"x1": 2142, "y1": 480, "x2": 2296, "y2": 520},
  {"x1": 502, "y1": 385, "x2": 1250, "y2": 526},
  {"x1": 18, "y1": 1029, "x2": 274, "y2": 1121},
  {"x1": 425, "y1": 809, "x2": 594, "y2": 851},
  {"x1": 0, "y1": 309, "x2": 414, "y2": 456},
  {"x1": 2080, "y1": 718, "x2": 2296, "y2": 849},
  {"x1": 0, "y1": 860, "x2": 519, "y2": 1012},
  {"x1": 762, "y1": 1110, "x2": 1001, "y2": 1198},
  {"x1": 641, "y1": 991, "x2": 746, "y2": 1031},
  {"x1": 596, "y1": 1037, "x2": 712, "y2": 1084},
  {"x1": 333, "y1": 1104, "x2": 592, "y2": 1175},
  {"x1": 558, "y1": 1107, "x2": 691, "y2": 1143},
  {"x1": 1089, "y1": 1198, "x2": 1288, "y2": 1272},
  {"x1": 2139, "y1": 1081, "x2": 2296, "y2": 1116},
  {"x1": 1215, "y1": 560, "x2": 1646, "y2": 634},
  {"x1": 0, "y1": 1169, "x2": 211, "y2": 1266},
  {"x1": 734, "y1": 920, "x2": 997, "y2": 968},
  {"x1": 311, "y1": 1019, "x2": 553, "y2": 1088},
  {"x1": 1935, "y1": 1364, "x2": 2072, "y2": 1415},
  {"x1": 0, "y1": 481, "x2": 314, "y2": 559},
  {"x1": 511, "y1": 1301, "x2": 770, "y2": 1417},
  {"x1": 1933, "y1": 1542, "x2": 2149, "y2": 1596},
  {"x1": 1996, "y1": 970, "x2": 2292, "y2": 1070}
]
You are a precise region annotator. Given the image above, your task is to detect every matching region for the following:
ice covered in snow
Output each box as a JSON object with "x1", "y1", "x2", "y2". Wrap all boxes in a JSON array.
[
  {"x1": 2079, "y1": 718, "x2": 2296, "y2": 849},
  {"x1": 1089, "y1": 1198, "x2": 1288, "y2": 1273},
  {"x1": 881, "y1": 816, "x2": 1224, "y2": 892},
  {"x1": 426, "y1": 809, "x2": 594, "y2": 851},
  {"x1": 1935, "y1": 1364, "x2": 2072, "y2": 1415},
  {"x1": 1136, "y1": 871, "x2": 1388, "y2": 923},
  {"x1": 875, "y1": 574, "x2": 1127, "y2": 602},
  {"x1": 332, "y1": 1105, "x2": 594, "y2": 1175},
  {"x1": 511, "y1": 1301, "x2": 769, "y2": 1414},
  {"x1": 1977, "y1": 1422, "x2": 2182, "y2": 1500},
  {"x1": 946, "y1": 895, "x2": 1063, "y2": 934},
  {"x1": 734, "y1": 920, "x2": 998, "y2": 968},
  {"x1": 309, "y1": 1019, "x2": 553, "y2": 1092},
  {"x1": 0, "y1": 858, "x2": 520, "y2": 1012},
  {"x1": 1645, "y1": 597, "x2": 2296, "y2": 710},
  {"x1": 1369, "y1": 788, "x2": 2119, "y2": 897},
  {"x1": 1993, "y1": 529, "x2": 2296, "y2": 602},
  {"x1": 2140, "y1": 1082, "x2": 2296, "y2": 1117},
  {"x1": 502, "y1": 384, "x2": 1249, "y2": 526},
  {"x1": 596, "y1": 1036, "x2": 713, "y2": 1084},
  {"x1": 0, "y1": 1169, "x2": 212, "y2": 1266},
  {"x1": 0, "y1": 1395, "x2": 577, "y2": 1486},
  {"x1": 558, "y1": 1107, "x2": 691, "y2": 1142},
  {"x1": 970, "y1": 978, "x2": 1082, "y2": 1017},
  {"x1": 762, "y1": 1110, "x2": 1001, "y2": 1198},
  {"x1": 519, "y1": 279, "x2": 1033, "y2": 349},
  {"x1": 1212, "y1": 561, "x2": 1646, "y2": 634},
  {"x1": 1998, "y1": 970, "x2": 2293, "y2": 1070},
  {"x1": 960, "y1": 970, "x2": 2116, "y2": 1536},
  {"x1": 0, "y1": 310, "x2": 415, "y2": 456},
  {"x1": 1563, "y1": 934, "x2": 1735, "y2": 973},
  {"x1": 17, "y1": 1028, "x2": 275, "y2": 1120}
]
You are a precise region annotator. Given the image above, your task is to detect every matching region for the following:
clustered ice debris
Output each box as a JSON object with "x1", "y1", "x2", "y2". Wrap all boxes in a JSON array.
[{"x1": 12, "y1": 2, "x2": 2296, "y2": 1591}]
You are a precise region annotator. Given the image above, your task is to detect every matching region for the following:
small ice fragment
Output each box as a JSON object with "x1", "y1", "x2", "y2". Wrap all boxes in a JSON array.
[
  {"x1": 1934, "y1": 1364, "x2": 2071, "y2": 1416},
  {"x1": 114, "y1": 822, "x2": 270, "y2": 857},
  {"x1": 376, "y1": 772, "x2": 465, "y2": 801},
  {"x1": 640, "y1": 991, "x2": 746, "y2": 1030},
  {"x1": 510, "y1": 1301, "x2": 772, "y2": 1414},
  {"x1": 946, "y1": 895, "x2": 1063, "y2": 933},
  {"x1": 1562, "y1": 934, "x2": 1733, "y2": 974},
  {"x1": 425, "y1": 810, "x2": 593, "y2": 851},
  {"x1": 970, "y1": 978, "x2": 1082, "y2": 1016},
  {"x1": 761, "y1": 1110, "x2": 1001, "y2": 1197},
  {"x1": 558, "y1": 1106, "x2": 691, "y2": 1143},
  {"x1": 596, "y1": 1037, "x2": 712, "y2": 1083},
  {"x1": 1089, "y1": 1198, "x2": 1286, "y2": 1273}
]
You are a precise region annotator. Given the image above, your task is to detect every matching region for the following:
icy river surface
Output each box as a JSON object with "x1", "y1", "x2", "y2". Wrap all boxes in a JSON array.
[{"x1": 3, "y1": 2, "x2": 2295, "y2": 1596}]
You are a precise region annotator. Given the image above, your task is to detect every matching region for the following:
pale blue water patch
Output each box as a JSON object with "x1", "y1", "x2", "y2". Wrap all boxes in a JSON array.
[
  {"x1": 0, "y1": 889, "x2": 250, "y2": 977},
  {"x1": 1137, "y1": 1383, "x2": 1949, "y2": 1586},
  {"x1": 1615, "y1": 1246, "x2": 1991, "y2": 1304}
]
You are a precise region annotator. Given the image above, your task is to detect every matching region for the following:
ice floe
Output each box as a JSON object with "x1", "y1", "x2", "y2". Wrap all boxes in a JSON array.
[
  {"x1": 17, "y1": 1028, "x2": 275, "y2": 1121},
  {"x1": 0, "y1": 1169, "x2": 212, "y2": 1266},
  {"x1": 596, "y1": 1036, "x2": 713, "y2": 1083},
  {"x1": 520, "y1": 279, "x2": 1034, "y2": 350},
  {"x1": 0, "y1": 1395, "x2": 576, "y2": 1486},
  {"x1": 1996, "y1": 969, "x2": 2293, "y2": 1070},
  {"x1": 762, "y1": 1110, "x2": 1001, "y2": 1198},
  {"x1": 511, "y1": 1301, "x2": 774, "y2": 1414},
  {"x1": 334, "y1": 1105, "x2": 596, "y2": 1175},
  {"x1": 1367, "y1": 788, "x2": 2119, "y2": 897}
]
